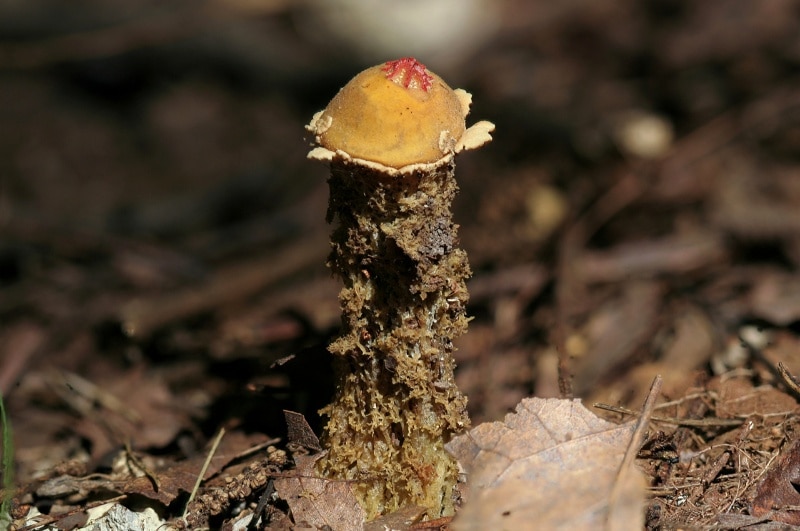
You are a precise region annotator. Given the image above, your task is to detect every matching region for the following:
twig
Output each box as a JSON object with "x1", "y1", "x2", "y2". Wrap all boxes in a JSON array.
[
  {"x1": 593, "y1": 403, "x2": 745, "y2": 427},
  {"x1": 248, "y1": 478, "x2": 275, "y2": 531},
  {"x1": 777, "y1": 362, "x2": 800, "y2": 400},
  {"x1": 229, "y1": 437, "x2": 282, "y2": 463}
]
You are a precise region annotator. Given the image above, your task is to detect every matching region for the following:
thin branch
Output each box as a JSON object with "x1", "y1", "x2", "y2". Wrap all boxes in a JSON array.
[{"x1": 593, "y1": 403, "x2": 745, "y2": 427}]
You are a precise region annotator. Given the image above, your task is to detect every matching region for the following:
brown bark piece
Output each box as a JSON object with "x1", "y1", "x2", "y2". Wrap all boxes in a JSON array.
[{"x1": 284, "y1": 410, "x2": 322, "y2": 452}]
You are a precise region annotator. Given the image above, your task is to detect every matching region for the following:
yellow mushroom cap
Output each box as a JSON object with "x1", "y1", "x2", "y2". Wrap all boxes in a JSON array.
[{"x1": 309, "y1": 58, "x2": 467, "y2": 169}]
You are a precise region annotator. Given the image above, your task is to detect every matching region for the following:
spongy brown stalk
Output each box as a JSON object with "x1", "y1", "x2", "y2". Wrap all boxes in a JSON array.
[{"x1": 320, "y1": 156, "x2": 471, "y2": 518}]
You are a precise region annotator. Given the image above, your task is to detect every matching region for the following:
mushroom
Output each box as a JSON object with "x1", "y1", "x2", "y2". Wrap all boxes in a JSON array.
[{"x1": 306, "y1": 57, "x2": 494, "y2": 520}]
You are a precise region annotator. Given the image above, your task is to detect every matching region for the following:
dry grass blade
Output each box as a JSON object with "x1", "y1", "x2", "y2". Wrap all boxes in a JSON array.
[
  {"x1": 608, "y1": 375, "x2": 662, "y2": 528},
  {"x1": 183, "y1": 427, "x2": 226, "y2": 520}
]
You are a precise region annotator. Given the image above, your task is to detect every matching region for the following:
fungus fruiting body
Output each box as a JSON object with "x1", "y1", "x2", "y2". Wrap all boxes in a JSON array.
[{"x1": 307, "y1": 58, "x2": 494, "y2": 520}]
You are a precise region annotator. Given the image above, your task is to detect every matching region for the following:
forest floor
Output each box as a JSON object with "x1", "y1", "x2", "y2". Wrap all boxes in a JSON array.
[{"x1": 3, "y1": 1, "x2": 800, "y2": 529}]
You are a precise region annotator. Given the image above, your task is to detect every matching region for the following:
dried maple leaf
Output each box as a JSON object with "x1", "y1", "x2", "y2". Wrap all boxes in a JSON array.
[
  {"x1": 446, "y1": 397, "x2": 645, "y2": 530},
  {"x1": 274, "y1": 453, "x2": 365, "y2": 531}
]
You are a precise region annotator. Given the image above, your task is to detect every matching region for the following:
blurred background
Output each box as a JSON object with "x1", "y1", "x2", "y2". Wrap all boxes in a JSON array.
[{"x1": 3, "y1": 0, "x2": 800, "y2": 495}]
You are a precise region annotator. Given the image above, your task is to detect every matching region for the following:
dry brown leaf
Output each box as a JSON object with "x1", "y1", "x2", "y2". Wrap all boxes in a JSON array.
[
  {"x1": 274, "y1": 453, "x2": 365, "y2": 531},
  {"x1": 123, "y1": 455, "x2": 204, "y2": 505},
  {"x1": 751, "y1": 438, "x2": 800, "y2": 525},
  {"x1": 446, "y1": 397, "x2": 645, "y2": 530}
]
